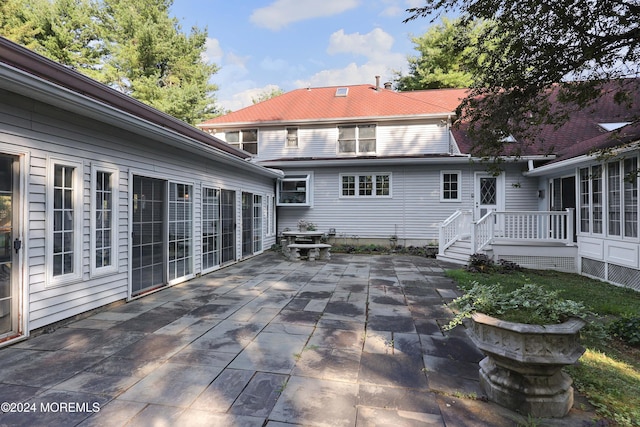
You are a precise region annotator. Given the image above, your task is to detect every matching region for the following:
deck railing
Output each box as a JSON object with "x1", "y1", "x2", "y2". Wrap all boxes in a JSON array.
[
  {"x1": 438, "y1": 210, "x2": 472, "y2": 255},
  {"x1": 440, "y1": 209, "x2": 575, "y2": 256}
]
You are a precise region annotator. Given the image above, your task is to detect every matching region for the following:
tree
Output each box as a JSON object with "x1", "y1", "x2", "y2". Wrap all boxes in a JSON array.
[
  {"x1": 0, "y1": 0, "x2": 219, "y2": 124},
  {"x1": 404, "y1": 0, "x2": 640, "y2": 159},
  {"x1": 395, "y1": 17, "x2": 488, "y2": 91},
  {"x1": 252, "y1": 87, "x2": 284, "y2": 104}
]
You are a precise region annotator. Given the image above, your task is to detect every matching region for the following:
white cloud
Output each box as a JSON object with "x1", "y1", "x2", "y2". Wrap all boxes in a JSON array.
[
  {"x1": 327, "y1": 28, "x2": 395, "y2": 61},
  {"x1": 250, "y1": 0, "x2": 360, "y2": 31},
  {"x1": 219, "y1": 84, "x2": 283, "y2": 112},
  {"x1": 201, "y1": 37, "x2": 223, "y2": 64}
]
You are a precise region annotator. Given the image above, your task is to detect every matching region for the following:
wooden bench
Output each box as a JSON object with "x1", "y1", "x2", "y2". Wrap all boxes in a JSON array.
[{"x1": 286, "y1": 243, "x2": 331, "y2": 261}]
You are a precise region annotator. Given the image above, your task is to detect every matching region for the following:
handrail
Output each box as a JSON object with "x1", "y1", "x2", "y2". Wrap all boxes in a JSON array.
[
  {"x1": 472, "y1": 210, "x2": 494, "y2": 253},
  {"x1": 439, "y1": 210, "x2": 472, "y2": 255}
]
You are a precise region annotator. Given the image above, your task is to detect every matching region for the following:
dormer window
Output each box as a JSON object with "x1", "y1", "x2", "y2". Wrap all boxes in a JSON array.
[
  {"x1": 286, "y1": 128, "x2": 298, "y2": 148},
  {"x1": 338, "y1": 124, "x2": 376, "y2": 155},
  {"x1": 599, "y1": 122, "x2": 631, "y2": 132}
]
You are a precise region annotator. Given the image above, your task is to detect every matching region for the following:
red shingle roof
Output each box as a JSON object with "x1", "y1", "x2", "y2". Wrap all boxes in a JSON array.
[
  {"x1": 452, "y1": 79, "x2": 640, "y2": 158},
  {"x1": 200, "y1": 85, "x2": 467, "y2": 125}
]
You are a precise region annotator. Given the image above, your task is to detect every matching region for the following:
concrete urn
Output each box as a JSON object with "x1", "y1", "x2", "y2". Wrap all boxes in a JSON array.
[{"x1": 468, "y1": 312, "x2": 586, "y2": 418}]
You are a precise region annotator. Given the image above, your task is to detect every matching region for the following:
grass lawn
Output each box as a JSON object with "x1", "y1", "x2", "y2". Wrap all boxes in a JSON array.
[{"x1": 446, "y1": 268, "x2": 640, "y2": 426}]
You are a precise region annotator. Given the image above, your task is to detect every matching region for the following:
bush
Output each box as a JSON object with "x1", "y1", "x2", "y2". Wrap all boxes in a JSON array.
[
  {"x1": 446, "y1": 281, "x2": 588, "y2": 329},
  {"x1": 609, "y1": 315, "x2": 640, "y2": 346},
  {"x1": 466, "y1": 253, "x2": 494, "y2": 272}
]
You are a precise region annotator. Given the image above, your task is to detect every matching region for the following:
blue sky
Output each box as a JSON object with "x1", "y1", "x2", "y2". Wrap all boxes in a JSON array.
[{"x1": 169, "y1": 1, "x2": 438, "y2": 111}]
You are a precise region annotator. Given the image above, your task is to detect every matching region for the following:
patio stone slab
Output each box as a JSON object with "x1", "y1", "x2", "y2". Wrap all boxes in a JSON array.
[
  {"x1": 228, "y1": 332, "x2": 308, "y2": 373},
  {"x1": 367, "y1": 314, "x2": 416, "y2": 333},
  {"x1": 52, "y1": 371, "x2": 140, "y2": 396},
  {"x1": 306, "y1": 327, "x2": 364, "y2": 350},
  {"x1": 121, "y1": 403, "x2": 185, "y2": 427},
  {"x1": 269, "y1": 376, "x2": 358, "y2": 426},
  {"x1": 111, "y1": 333, "x2": 190, "y2": 361},
  {"x1": 356, "y1": 407, "x2": 445, "y2": 427},
  {"x1": 293, "y1": 347, "x2": 361, "y2": 382},
  {"x1": 75, "y1": 399, "x2": 146, "y2": 427},
  {"x1": 168, "y1": 347, "x2": 237, "y2": 367},
  {"x1": 420, "y1": 335, "x2": 484, "y2": 364},
  {"x1": 191, "y1": 368, "x2": 255, "y2": 412},
  {"x1": 358, "y1": 352, "x2": 428, "y2": 389},
  {"x1": 357, "y1": 384, "x2": 441, "y2": 413},
  {"x1": 229, "y1": 372, "x2": 288, "y2": 417},
  {"x1": 175, "y1": 410, "x2": 265, "y2": 427},
  {"x1": 117, "y1": 363, "x2": 224, "y2": 407},
  {"x1": 85, "y1": 356, "x2": 163, "y2": 378},
  {"x1": 190, "y1": 320, "x2": 265, "y2": 353}
]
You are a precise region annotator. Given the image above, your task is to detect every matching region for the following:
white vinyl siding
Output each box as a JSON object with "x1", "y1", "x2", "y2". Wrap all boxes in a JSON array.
[{"x1": 1, "y1": 88, "x2": 277, "y2": 332}]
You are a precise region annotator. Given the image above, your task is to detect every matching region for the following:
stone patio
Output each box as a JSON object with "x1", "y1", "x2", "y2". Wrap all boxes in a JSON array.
[{"x1": 0, "y1": 252, "x2": 597, "y2": 426}]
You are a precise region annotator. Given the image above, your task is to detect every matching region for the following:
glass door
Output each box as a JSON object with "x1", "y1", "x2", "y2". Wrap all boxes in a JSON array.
[
  {"x1": 202, "y1": 188, "x2": 220, "y2": 271},
  {"x1": 220, "y1": 189, "x2": 235, "y2": 264},
  {"x1": 475, "y1": 173, "x2": 499, "y2": 219},
  {"x1": 0, "y1": 155, "x2": 18, "y2": 337},
  {"x1": 132, "y1": 176, "x2": 165, "y2": 296},
  {"x1": 241, "y1": 192, "x2": 253, "y2": 257}
]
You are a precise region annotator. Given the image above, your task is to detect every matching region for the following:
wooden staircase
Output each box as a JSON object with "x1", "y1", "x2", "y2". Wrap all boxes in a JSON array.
[{"x1": 437, "y1": 238, "x2": 473, "y2": 265}]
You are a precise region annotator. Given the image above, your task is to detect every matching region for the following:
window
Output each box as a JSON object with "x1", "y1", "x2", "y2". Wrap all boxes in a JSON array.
[
  {"x1": 286, "y1": 128, "x2": 298, "y2": 148},
  {"x1": 623, "y1": 157, "x2": 638, "y2": 238},
  {"x1": 169, "y1": 183, "x2": 193, "y2": 281},
  {"x1": 91, "y1": 165, "x2": 118, "y2": 275},
  {"x1": 608, "y1": 162, "x2": 621, "y2": 236},
  {"x1": 579, "y1": 158, "x2": 639, "y2": 239},
  {"x1": 202, "y1": 187, "x2": 220, "y2": 271},
  {"x1": 225, "y1": 129, "x2": 258, "y2": 155},
  {"x1": 49, "y1": 160, "x2": 82, "y2": 284},
  {"x1": 338, "y1": 124, "x2": 376, "y2": 154},
  {"x1": 441, "y1": 171, "x2": 461, "y2": 201},
  {"x1": 266, "y1": 195, "x2": 276, "y2": 236},
  {"x1": 278, "y1": 174, "x2": 311, "y2": 206},
  {"x1": 340, "y1": 173, "x2": 391, "y2": 198},
  {"x1": 253, "y1": 195, "x2": 263, "y2": 252}
]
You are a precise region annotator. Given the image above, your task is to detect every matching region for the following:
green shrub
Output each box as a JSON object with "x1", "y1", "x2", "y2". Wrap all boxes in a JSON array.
[
  {"x1": 446, "y1": 281, "x2": 588, "y2": 329},
  {"x1": 609, "y1": 315, "x2": 640, "y2": 346}
]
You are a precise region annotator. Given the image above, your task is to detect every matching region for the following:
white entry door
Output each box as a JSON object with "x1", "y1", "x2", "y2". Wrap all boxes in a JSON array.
[{"x1": 474, "y1": 172, "x2": 503, "y2": 219}]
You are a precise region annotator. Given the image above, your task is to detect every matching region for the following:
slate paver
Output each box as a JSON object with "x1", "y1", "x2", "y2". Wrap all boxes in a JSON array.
[{"x1": 0, "y1": 252, "x2": 598, "y2": 427}]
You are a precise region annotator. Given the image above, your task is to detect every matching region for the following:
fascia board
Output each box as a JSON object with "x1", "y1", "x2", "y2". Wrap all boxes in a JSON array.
[{"x1": 0, "y1": 64, "x2": 281, "y2": 179}]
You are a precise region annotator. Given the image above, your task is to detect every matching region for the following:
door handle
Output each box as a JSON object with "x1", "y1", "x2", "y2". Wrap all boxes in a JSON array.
[{"x1": 14, "y1": 238, "x2": 21, "y2": 253}]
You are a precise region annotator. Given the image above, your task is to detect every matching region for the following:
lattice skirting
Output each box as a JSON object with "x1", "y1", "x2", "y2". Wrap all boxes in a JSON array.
[
  {"x1": 581, "y1": 257, "x2": 640, "y2": 291},
  {"x1": 497, "y1": 255, "x2": 576, "y2": 272}
]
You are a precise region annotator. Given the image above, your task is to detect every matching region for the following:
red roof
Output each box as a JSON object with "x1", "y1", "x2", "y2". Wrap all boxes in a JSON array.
[
  {"x1": 200, "y1": 85, "x2": 467, "y2": 125},
  {"x1": 452, "y1": 79, "x2": 640, "y2": 158}
]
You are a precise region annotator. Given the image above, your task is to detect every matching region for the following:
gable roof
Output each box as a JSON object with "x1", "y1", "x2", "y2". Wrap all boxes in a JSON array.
[
  {"x1": 199, "y1": 85, "x2": 467, "y2": 126},
  {"x1": 452, "y1": 79, "x2": 640, "y2": 159}
]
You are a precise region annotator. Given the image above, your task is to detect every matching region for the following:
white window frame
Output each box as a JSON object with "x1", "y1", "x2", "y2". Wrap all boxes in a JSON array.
[
  {"x1": 90, "y1": 163, "x2": 119, "y2": 276},
  {"x1": 47, "y1": 157, "x2": 84, "y2": 287},
  {"x1": 337, "y1": 124, "x2": 377, "y2": 155},
  {"x1": 277, "y1": 174, "x2": 312, "y2": 206},
  {"x1": 285, "y1": 127, "x2": 298, "y2": 148},
  {"x1": 168, "y1": 180, "x2": 194, "y2": 284},
  {"x1": 339, "y1": 172, "x2": 392, "y2": 198},
  {"x1": 441, "y1": 170, "x2": 461, "y2": 202},
  {"x1": 265, "y1": 194, "x2": 276, "y2": 236},
  {"x1": 225, "y1": 129, "x2": 258, "y2": 155}
]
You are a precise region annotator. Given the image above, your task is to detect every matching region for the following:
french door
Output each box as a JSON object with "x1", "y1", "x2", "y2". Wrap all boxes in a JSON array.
[
  {"x1": 0, "y1": 154, "x2": 19, "y2": 337},
  {"x1": 220, "y1": 189, "x2": 236, "y2": 264},
  {"x1": 131, "y1": 176, "x2": 166, "y2": 296}
]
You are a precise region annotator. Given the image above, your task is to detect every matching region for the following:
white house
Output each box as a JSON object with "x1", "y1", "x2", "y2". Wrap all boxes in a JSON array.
[
  {"x1": 0, "y1": 38, "x2": 280, "y2": 346},
  {"x1": 199, "y1": 78, "x2": 640, "y2": 291}
]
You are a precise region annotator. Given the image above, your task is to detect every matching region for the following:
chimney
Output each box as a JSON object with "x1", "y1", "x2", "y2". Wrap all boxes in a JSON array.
[
  {"x1": 384, "y1": 81, "x2": 392, "y2": 90},
  {"x1": 375, "y1": 75, "x2": 380, "y2": 90}
]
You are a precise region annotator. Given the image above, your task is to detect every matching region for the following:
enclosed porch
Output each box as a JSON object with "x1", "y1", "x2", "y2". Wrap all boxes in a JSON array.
[{"x1": 437, "y1": 209, "x2": 578, "y2": 272}]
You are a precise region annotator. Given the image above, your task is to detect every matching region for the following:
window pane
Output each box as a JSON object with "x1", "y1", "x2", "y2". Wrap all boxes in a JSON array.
[
  {"x1": 376, "y1": 175, "x2": 390, "y2": 196},
  {"x1": 624, "y1": 157, "x2": 638, "y2": 237},
  {"x1": 339, "y1": 126, "x2": 356, "y2": 139},
  {"x1": 359, "y1": 139, "x2": 376, "y2": 153},
  {"x1": 342, "y1": 175, "x2": 355, "y2": 196},
  {"x1": 592, "y1": 165, "x2": 602, "y2": 234},
  {"x1": 358, "y1": 125, "x2": 375, "y2": 139},
  {"x1": 242, "y1": 129, "x2": 258, "y2": 142},
  {"x1": 608, "y1": 162, "x2": 621, "y2": 236},
  {"x1": 338, "y1": 140, "x2": 356, "y2": 153},
  {"x1": 225, "y1": 131, "x2": 239, "y2": 142},
  {"x1": 243, "y1": 142, "x2": 258, "y2": 155},
  {"x1": 286, "y1": 128, "x2": 298, "y2": 147},
  {"x1": 53, "y1": 165, "x2": 74, "y2": 276},
  {"x1": 95, "y1": 171, "x2": 113, "y2": 269},
  {"x1": 359, "y1": 175, "x2": 373, "y2": 196},
  {"x1": 579, "y1": 168, "x2": 590, "y2": 232}
]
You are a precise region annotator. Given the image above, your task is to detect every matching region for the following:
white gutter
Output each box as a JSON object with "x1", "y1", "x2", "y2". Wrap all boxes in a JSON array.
[
  {"x1": 0, "y1": 63, "x2": 283, "y2": 179},
  {"x1": 198, "y1": 112, "x2": 456, "y2": 129}
]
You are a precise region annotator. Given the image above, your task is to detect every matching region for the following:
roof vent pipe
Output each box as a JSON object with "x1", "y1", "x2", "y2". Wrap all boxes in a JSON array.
[{"x1": 375, "y1": 75, "x2": 380, "y2": 90}]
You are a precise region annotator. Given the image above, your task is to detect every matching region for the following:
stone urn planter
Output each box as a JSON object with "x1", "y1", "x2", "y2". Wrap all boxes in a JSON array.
[{"x1": 467, "y1": 312, "x2": 586, "y2": 418}]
